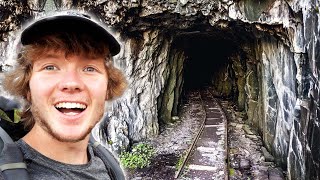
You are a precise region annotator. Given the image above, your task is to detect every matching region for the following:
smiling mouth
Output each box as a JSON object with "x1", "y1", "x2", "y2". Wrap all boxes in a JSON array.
[{"x1": 55, "y1": 102, "x2": 87, "y2": 116}]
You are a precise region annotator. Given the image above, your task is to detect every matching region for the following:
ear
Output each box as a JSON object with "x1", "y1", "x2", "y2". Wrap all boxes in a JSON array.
[
  {"x1": 105, "y1": 93, "x2": 109, "y2": 100},
  {"x1": 26, "y1": 91, "x2": 31, "y2": 102},
  {"x1": 105, "y1": 88, "x2": 111, "y2": 100}
]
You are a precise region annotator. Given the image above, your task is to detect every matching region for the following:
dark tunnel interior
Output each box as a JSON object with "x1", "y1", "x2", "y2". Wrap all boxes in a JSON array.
[{"x1": 181, "y1": 34, "x2": 238, "y2": 92}]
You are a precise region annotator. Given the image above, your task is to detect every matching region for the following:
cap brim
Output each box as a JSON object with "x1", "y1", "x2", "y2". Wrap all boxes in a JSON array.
[{"x1": 21, "y1": 15, "x2": 120, "y2": 56}]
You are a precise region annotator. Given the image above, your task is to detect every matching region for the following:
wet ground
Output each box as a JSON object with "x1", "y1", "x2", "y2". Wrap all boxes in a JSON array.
[
  {"x1": 220, "y1": 100, "x2": 285, "y2": 180},
  {"x1": 127, "y1": 92, "x2": 286, "y2": 180}
]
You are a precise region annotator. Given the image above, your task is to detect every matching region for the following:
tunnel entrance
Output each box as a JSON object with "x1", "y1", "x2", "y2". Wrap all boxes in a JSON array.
[
  {"x1": 154, "y1": 20, "x2": 289, "y2": 179},
  {"x1": 158, "y1": 25, "x2": 256, "y2": 127},
  {"x1": 155, "y1": 21, "x2": 290, "y2": 178},
  {"x1": 156, "y1": 18, "x2": 265, "y2": 129}
]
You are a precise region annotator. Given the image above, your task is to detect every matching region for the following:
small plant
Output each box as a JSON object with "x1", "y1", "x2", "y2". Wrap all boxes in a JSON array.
[
  {"x1": 107, "y1": 140, "x2": 113, "y2": 145},
  {"x1": 120, "y1": 143, "x2": 155, "y2": 169},
  {"x1": 229, "y1": 168, "x2": 235, "y2": 176},
  {"x1": 175, "y1": 152, "x2": 185, "y2": 170}
]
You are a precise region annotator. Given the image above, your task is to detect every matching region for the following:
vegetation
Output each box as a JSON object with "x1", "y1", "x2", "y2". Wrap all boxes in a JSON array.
[
  {"x1": 229, "y1": 168, "x2": 235, "y2": 176},
  {"x1": 175, "y1": 152, "x2": 186, "y2": 170},
  {"x1": 0, "y1": 109, "x2": 20, "y2": 123},
  {"x1": 120, "y1": 143, "x2": 155, "y2": 169},
  {"x1": 107, "y1": 140, "x2": 113, "y2": 145}
]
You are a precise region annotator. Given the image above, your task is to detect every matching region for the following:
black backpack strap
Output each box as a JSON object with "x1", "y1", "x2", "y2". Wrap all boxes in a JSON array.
[
  {"x1": 89, "y1": 135, "x2": 125, "y2": 180},
  {"x1": 0, "y1": 126, "x2": 29, "y2": 180}
]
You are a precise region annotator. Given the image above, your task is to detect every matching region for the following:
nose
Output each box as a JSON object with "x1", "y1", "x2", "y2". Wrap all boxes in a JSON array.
[{"x1": 58, "y1": 70, "x2": 85, "y2": 92}]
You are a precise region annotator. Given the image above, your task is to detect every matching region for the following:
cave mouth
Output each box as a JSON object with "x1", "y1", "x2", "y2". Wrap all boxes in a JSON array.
[{"x1": 158, "y1": 22, "x2": 256, "y2": 127}]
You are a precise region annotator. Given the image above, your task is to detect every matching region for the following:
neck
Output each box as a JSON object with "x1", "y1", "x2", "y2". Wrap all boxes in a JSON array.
[{"x1": 23, "y1": 125, "x2": 90, "y2": 165}]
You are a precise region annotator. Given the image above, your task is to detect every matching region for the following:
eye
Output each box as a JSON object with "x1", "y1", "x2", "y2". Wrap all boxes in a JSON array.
[
  {"x1": 44, "y1": 65, "x2": 58, "y2": 71},
  {"x1": 84, "y1": 66, "x2": 97, "y2": 72}
]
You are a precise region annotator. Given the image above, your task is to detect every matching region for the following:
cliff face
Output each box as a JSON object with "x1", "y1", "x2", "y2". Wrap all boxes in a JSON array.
[{"x1": 1, "y1": 0, "x2": 319, "y2": 179}]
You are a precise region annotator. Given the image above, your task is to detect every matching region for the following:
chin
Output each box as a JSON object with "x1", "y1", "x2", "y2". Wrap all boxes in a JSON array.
[
  {"x1": 54, "y1": 134, "x2": 88, "y2": 143},
  {"x1": 51, "y1": 128, "x2": 91, "y2": 143}
]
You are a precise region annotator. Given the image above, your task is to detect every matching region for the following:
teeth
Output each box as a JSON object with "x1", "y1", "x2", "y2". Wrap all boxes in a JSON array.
[{"x1": 55, "y1": 102, "x2": 86, "y2": 109}]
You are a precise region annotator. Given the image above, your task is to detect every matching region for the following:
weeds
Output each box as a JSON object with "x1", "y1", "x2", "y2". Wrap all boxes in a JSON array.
[{"x1": 120, "y1": 143, "x2": 155, "y2": 169}]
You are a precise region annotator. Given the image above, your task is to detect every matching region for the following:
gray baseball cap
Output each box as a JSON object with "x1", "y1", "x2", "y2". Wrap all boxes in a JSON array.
[{"x1": 21, "y1": 11, "x2": 120, "y2": 56}]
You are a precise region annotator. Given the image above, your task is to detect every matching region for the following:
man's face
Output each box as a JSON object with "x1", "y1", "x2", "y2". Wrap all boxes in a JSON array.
[{"x1": 29, "y1": 51, "x2": 108, "y2": 142}]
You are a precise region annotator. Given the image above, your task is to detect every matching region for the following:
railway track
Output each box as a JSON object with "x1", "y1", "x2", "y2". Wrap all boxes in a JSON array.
[{"x1": 175, "y1": 88, "x2": 228, "y2": 180}]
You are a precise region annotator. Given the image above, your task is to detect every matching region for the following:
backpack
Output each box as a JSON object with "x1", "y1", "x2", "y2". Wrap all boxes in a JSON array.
[{"x1": 0, "y1": 96, "x2": 125, "y2": 180}]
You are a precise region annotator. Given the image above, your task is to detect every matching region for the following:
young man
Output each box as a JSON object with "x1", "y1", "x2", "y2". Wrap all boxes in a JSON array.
[{"x1": 1, "y1": 11, "x2": 126, "y2": 179}]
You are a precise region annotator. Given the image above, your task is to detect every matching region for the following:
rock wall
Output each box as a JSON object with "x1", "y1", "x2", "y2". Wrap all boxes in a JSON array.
[
  {"x1": 106, "y1": 30, "x2": 172, "y2": 150},
  {"x1": 258, "y1": 36, "x2": 297, "y2": 168},
  {"x1": 297, "y1": 0, "x2": 320, "y2": 178},
  {"x1": 1, "y1": 0, "x2": 320, "y2": 179}
]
